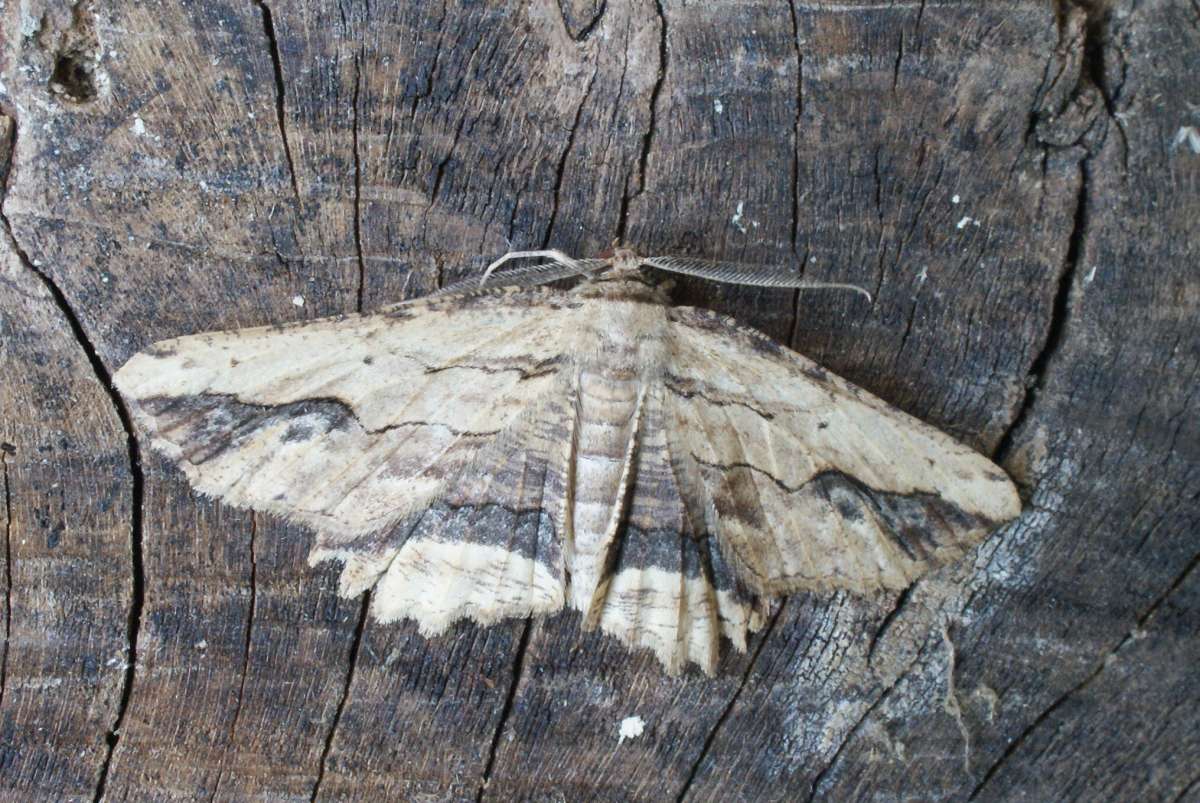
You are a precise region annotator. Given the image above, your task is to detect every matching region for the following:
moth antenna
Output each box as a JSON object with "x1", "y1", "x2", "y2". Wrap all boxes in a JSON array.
[
  {"x1": 431, "y1": 262, "x2": 559, "y2": 296},
  {"x1": 481, "y1": 249, "x2": 587, "y2": 287},
  {"x1": 643, "y1": 256, "x2": 873, "y2": 303},
  {"x1": 428, "y1": 257, "x2": 610, "y2": 297}
]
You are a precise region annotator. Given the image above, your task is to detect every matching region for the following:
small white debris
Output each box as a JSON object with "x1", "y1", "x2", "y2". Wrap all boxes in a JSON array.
[
  {"x1": 951, "y1": 194, "x2": 961, "y2": 204},
  {"x1": 1084, "y1": 265, "x2": 1097, "y2": 284},
  {"x1": 292, "y1": 295, "x2": 306, "y2": 307},
  {"x1": 713, "y1": 98, "x2": 724, "y2": 114},
  {"x1": 956, "y1": 216, "x2": 973, "y2": 229},
  {"x1": 131, "y1": 116, "x2": 146, "y2": 137},
  {"x1": 732, "y1": 201, "x2": 748, "y2": 233},
  {"x1": 100, "y1": 273, "x2": 110, "y2": 284},
  {"x1": 195, "y1": 639, "x2": 208, "y2": 650},
  {"x1": 1172, "y1": 126, "x2": 1200, "y2": 154},
  {"x1": 25, "y1": 677, "x2": 63, "y2": 691},
  {"x1": 916, "y1": 266, "x2": 928, "y2": 283},
  {"x1": 618, "y1": 715, "x2": 645, "y2": 744}
]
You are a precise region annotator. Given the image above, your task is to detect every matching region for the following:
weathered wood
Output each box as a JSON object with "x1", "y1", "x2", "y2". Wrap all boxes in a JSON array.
[
  {"x1": 0, "y1": 115, "x2": 132, "y2": 797},
  {"x1": 0, "y1": 0, "x2": 1196, "y2": 800}
]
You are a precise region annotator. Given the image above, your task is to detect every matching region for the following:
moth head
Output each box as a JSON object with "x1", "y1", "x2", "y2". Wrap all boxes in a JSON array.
[{"x1": 606, "y1": 246, "x2": 643, "y2": 276}]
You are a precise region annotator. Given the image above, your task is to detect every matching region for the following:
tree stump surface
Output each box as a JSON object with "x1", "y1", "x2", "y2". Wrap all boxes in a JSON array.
[{"x1": 1, "y1": 1, "x2": 1197, "y2": 800}]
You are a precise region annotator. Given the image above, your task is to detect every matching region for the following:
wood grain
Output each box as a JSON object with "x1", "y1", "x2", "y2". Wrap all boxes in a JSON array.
[{"x1": 0, "y1": 0, "x2": 1196, "y2": 799}]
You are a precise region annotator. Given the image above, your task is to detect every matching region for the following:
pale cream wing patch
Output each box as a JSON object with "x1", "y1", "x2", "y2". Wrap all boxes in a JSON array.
[
  {"x1": 665, "y1": 306, "x2": 1021, "y2": 598},
  {"x1": 584, "y1": 388, "x2": 766, "y2": 676},
  {"x1": 370, "y1": 384, "x2": 576, "y2": 632},
  {"x1": 113, "y1": 288, "x2": 581, "y2": 549}
]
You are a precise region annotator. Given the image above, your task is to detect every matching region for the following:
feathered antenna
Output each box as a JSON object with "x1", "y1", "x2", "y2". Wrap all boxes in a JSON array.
[
  {"x1": 480, "y1": 249, "x2": 602, "y2": 287},
  {"x1": 433, "y1": 249, "x2": 873, "y2": 302},
  {"x1": 643, "y1": 255, "x2": 873, "y2": 302},
  {"x1": 430, "y1": 251, "x2": 608, "y2": 296}
]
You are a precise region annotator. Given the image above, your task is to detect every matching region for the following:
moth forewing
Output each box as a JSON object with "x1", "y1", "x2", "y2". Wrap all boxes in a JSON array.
[{"x1": 113, "y1": 252, "x2": 1020, "y2": 675}]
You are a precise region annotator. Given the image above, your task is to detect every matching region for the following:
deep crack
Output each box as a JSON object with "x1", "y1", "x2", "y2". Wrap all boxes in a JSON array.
[
  {"x1": 558, "y1": 0, "x2": 608, "y2": 42},
  {"x1": 994, "y1": 140, "x2": 1092, "y2": 464},
  {"x1": 256, "y1": 1, "x2": 303, "y2": 208},
  {"x1": 866, "y1": 580, "x2": 917, "y2": 667},
  {"x1": 996, "y1": 1, "x2": 1120, "y2": 464},
  {"x1": 2, "y1": 186, "x2": 143, "y2": 803},
  {"x1": 474, "y1": 617, "x2": 533, "y2": 802},
  {"x1": 542, "y1": 69, "x2": 596, "y2": 249},
  {"x1": 310, "y1": 592, "x2": 370, "y2": 801},
  {"x1": 350, "y1": 52, "x2": 366, "y2": 313},
  {"x1": 615, "y1": 0, "x2": 667, "y2": 242},
  {"x1": 786, "y1": 0, "x2": 808, "y2": 352},
  {"x1": 967, "y1": 548, "x2": 1200, "y2": 799},
  {"x1": 0, "y1": 451, "x2": 11, "y2": 714}
]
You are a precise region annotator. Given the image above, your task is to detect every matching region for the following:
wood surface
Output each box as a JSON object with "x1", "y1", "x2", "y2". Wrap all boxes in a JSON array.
[{"x1": 0, "y1": 0, "x2": 1197, "y2": 800}]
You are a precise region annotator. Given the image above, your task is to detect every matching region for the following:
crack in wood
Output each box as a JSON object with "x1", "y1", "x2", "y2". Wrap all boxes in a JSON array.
[
  {"x1": 674, "y1": 601, "x2": 785, "y2": 802},
  {"x1": 994, "y1": 127, "x2": 1093, "y2": 466},
  {"x1": 351, "y1": 51, "x2": 366, "y2": 313},
  {"x1": 310, "y1": 592, "x2": 370, "y2": 801},
  {"x1": 891, "y1": 29, "x2": 905, "y2": 93},
  {"x1": 1172, "y1": 770, "x2": 1200, "y2": 803},
  {"x1": 967, "y1": 548, "x2": 1200, "y2": 799},
  {"x1": 557, "y1": 0, "x2": 608, "y2": 42},
  {"x1": 543, "y1": 69, "x2": 596, "y2": 250},
  {"x1": 0, "y1": 451, "x2": 11, "y2": 715},
  {"x1": 787, "y1": 0, "x2": 803, "y2": 258},
  {"x1": 0, "y1": 173, "x2": 146, "y2": 801},
  {"x1": 786, "y1": 0, "x2": 808, "y2": 353},
  {"x1": 804, "y1": 637, "x2": 934, "y2": 802},
  {"x1": 866, "y1": 579, "x2": 918, "y2": 667},
  {"x1": 474, "y1": 617, "x2": 534, "y2": 802},
  {"x1": 256, "y1": 1, "x2": 302, "y2": 209},
  {"x1": 616, "y1": 0, "x2": 667, "y2": 242},
  {"x1": 997, "y1": 0, "x2": 1121, "y2": 466}
]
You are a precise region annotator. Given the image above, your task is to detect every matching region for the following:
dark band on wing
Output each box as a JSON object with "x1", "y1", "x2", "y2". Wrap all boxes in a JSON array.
[
  {"x1": 691, "y1": 458, "x2": 999, "y2": 564},
  {"x1": 137, "y1": 392, "x2": 500, "y2": 465}
]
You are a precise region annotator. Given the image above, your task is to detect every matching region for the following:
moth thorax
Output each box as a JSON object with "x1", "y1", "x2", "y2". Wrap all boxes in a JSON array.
[{"x1": 572, "y1": 276, "x2": 669, "y2": 305}]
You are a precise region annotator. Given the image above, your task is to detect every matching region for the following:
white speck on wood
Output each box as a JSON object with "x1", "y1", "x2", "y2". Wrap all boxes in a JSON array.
[
  {"x1": 713, "y1": 98, "x2": 723, "y2": 114},
  {"x1": 951, "y1": 194, "x2": 961, "y2": 204},
  {"x1": 131, "y1": 116, "x2": 147, "y2": 137},
  {"x1": 1172, "y1": 125, "x2": 1200, "y2": 154},
  {"x1": 732, "y1": 201, "x2": 748, "y2": 233},
  {"x1": 618, "y1": 715, "x2": 645, "y2": 743},
  {"x1": 1084, "y1": 265, "x2": 1097, "y2": 285},
  {"x1": 292, "y1": 295, "x2": 305, "y2": 307}
]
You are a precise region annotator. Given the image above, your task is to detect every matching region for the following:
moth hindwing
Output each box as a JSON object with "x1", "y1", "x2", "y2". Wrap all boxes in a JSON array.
[{"x1": 115, "y1": 271, "x2": 1019, "y2": 675}]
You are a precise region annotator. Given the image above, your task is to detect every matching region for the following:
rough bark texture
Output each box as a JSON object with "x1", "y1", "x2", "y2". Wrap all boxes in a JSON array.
[{"x1": 0, "y1": 0, "x2": 1196, "y2": 800}]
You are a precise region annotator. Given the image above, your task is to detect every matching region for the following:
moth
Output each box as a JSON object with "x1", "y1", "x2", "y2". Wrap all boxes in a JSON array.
[{"x1": 114, "y1": 248, "x2": 1020, "y2": 675}]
